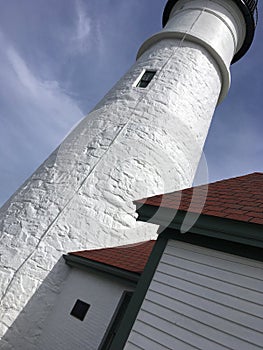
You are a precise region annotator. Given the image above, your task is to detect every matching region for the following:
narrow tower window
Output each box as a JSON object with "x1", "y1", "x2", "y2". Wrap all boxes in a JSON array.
[
  {"x1": 137, "y1": 70, "x2": 156, "y2": 88},
  {"x1": 70, "y1": 299, "x2": 90, "y2": 321}
]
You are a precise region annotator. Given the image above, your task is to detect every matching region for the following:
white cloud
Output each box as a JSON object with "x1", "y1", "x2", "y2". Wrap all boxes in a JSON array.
[
  {"x1": 71, "y1": 0, "x2": 96, "y2": 54},
  {"x1": 7, "y1": 46, "x2": 38, "y2": 95},
  {"x1": 0, "y1": 31, "x2": 84, "y2": 205},
  {"x1": 2, "y1": 32, "x2": 83, "y2": 130},
  {"x1": 76, "y1": 0, "x2": 91, "y2": 42}
]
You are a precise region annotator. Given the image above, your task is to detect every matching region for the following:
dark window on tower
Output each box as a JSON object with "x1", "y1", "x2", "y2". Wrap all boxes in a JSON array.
[
  {"x1": 137, "y1": 70, "x2": 156, "y2": 88},
  {"x1": 70, "y1": 299, "x2": 90, "y2": 321}
]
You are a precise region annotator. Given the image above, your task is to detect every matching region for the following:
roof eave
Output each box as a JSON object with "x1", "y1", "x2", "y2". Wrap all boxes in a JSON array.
[
  {"x1": 135, "y1": 203, "x2": 263, "y2": 248},
  {"x1": 63, "y1": 254, "x2": 140, "y2": 283}
]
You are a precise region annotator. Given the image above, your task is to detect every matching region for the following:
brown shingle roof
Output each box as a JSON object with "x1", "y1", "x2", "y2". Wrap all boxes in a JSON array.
[
  {"x1": 69, "y1": 240, "x2": 155, "y2": 274},
  {"x1": 135, "y1": 172, "x2": 263, "y2": 224}
]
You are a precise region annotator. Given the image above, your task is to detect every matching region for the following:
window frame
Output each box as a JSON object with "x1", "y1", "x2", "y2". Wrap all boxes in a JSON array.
[
  {"x1": 133, "y1": 69, "x2": 157, "y2": 88},
  {"x1": 98, "y1": 291, "x2": 133, "y2": 350}
]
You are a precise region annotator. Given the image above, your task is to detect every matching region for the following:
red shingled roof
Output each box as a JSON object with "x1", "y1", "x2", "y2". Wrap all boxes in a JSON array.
[
  {"x1": 135, "y1": 172, "x2": 263, "y2": 225},
  {"x1": 69, "y1": 240, "x2": 155, "y2": 274}
]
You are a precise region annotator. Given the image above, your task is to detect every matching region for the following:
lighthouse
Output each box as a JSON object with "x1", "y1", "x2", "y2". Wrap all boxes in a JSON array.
[{"x1": 0, "y1": 0, "x2": 257, "y2": 348}]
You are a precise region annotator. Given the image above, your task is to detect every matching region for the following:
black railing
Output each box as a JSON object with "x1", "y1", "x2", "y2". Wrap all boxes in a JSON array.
[
  {"x1": 246, "y1": 0, "x2": 258, "y2": 12},
  {"x1": 244, "y1": 0, "x2": 258, "y2": 25}
]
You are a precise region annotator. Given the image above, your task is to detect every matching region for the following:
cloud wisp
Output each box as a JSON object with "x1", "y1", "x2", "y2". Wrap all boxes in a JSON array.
[
  {"x1": 0, "y1": 31, "x2": 84, "y2": 206},
  {"x1": 74, "y1": 0, "x2": 92, "y2": 53},
  {"x1": 69, "y1": 0, "x2": 104, "y2": 56}
]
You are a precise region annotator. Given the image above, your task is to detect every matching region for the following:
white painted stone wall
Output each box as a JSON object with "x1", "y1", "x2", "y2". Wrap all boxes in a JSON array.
[
  {"x1": 36, "y1": 266, "x2": 135, "y2": 350},
  {"x1": 0, "y1": 0, "x2": 247, "y2": 348},
  {"x1": 0, "y1": 40, "x2": 221, "y2": 347}
]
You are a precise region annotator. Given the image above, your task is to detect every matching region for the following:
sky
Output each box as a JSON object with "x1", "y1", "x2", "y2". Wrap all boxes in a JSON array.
[{"x1": 0, "y1": 0, "x2": 262, "y2": 206}]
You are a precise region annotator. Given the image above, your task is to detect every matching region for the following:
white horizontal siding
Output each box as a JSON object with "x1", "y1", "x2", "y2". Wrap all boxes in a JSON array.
[
  {"x1": 125, "y1": 240, "x2": 263, "y2": 350},
  {"x1": 131, "y1": 319, "x2": 199, "y2": 350},
  {"x1": 37, "y1": 268, "x2": 134, "y2": 350}
]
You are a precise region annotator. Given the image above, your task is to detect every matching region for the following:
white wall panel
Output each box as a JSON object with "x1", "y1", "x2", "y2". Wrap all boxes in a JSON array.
[
  {"x1": 125, "y1": 240, "x2": 263, "y2": 350},
  {"x1": 36, "y1": 267, "x2": 134, "y2": 350}
]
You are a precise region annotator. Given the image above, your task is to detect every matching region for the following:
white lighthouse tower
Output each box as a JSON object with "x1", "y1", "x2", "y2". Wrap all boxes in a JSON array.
[{"x1": 0, "y1": 0, "x2": 257, "y2": 348}]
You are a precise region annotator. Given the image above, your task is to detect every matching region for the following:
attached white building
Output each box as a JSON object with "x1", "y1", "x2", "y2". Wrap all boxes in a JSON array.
[
  {"x1": 120, "y1": 172, "x2": 263, "y2": 350},
  {"x1": 29, "y1": 172, "x2": 263, "y2": 350},
  {"x1": 35, "y1": 241, "x2": 155, "y2": 350}
]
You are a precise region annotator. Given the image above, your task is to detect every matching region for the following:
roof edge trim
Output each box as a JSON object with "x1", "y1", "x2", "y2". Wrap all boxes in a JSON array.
[
  {"x1": 135, "y1": 203, "x2": 263, "y2": 248},
  {"x1": 63, "y1": 254, "x2": 140, "y2": 283}
]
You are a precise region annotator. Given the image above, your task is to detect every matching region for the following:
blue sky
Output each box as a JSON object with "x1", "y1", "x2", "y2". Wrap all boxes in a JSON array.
[{"x1": 0, "y1": 0, "x2": 262, "y2": 206}]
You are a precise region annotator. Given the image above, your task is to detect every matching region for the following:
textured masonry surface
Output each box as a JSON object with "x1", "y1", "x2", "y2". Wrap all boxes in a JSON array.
[{"x1": 0, "y1": 38, "x2": 221, "y2": 348}]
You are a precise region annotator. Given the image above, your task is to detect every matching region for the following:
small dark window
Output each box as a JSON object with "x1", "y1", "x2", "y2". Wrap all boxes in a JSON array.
[
  {"x1": 70, "y1": 299, "x2": 90, "y2": 321},
  {"x1": 137, "y1": 70, "x2": 156, "y2": 88}
]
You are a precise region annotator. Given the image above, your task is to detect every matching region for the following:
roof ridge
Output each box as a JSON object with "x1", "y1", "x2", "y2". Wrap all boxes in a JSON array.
[
  {"x1": 192, "y1": 172, "x2": 263, "y2": 189},
  {"x1": 134, "y1": 172, "x2": 263, "y2": 225},
  {"x1": 69, "y1": 239, "x2": 155, "y2": 255},
  {"x1": 67, "y1": 240, "x2": 156, "y2": 275}
]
